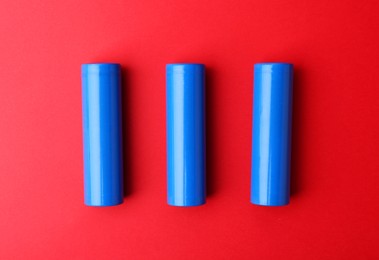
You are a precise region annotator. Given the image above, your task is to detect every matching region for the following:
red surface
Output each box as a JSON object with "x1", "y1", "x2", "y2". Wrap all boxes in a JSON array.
[{"x1": 1, "y1": 0, "x2": 379, "y2": 259}]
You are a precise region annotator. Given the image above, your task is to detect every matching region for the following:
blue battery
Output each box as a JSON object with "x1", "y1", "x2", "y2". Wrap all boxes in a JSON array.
[
  {"x1": 166, "y1": 64, "x2": 206, "y2": 206},
  {"x1": 251, "y1": 63, "x2": 293, "y2": 206},
  {"x1": 81, "y1": 63, "x2": 124, "y2": 206}
]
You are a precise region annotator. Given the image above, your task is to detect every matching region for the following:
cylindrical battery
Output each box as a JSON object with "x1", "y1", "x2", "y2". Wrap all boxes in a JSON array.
[
  {"x1": 82, "y1": 63, "x2": 124, "y2": 206},
  {"x1": 166, "y1": 64, "x2": 206, "y2": 206},
  {"x1": 251, "y1": 63, "x2": 293, "y2": 206}
]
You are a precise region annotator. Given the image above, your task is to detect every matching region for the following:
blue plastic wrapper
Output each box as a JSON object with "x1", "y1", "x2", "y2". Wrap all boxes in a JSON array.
[
  {"x1": 166, "y1": 64, "x2": 206, "y2": 206},
  {"x1": 251, "y1": 63, "x2": 293, "y2": 206},
  {"x1": 82, "y1": 63, "x2": 123, "y2": 206}
]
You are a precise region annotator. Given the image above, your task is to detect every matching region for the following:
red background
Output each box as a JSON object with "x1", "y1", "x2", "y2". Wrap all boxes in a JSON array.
[{"x1": 1, "y1": 0, "x2": 379, "y2": 259}]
